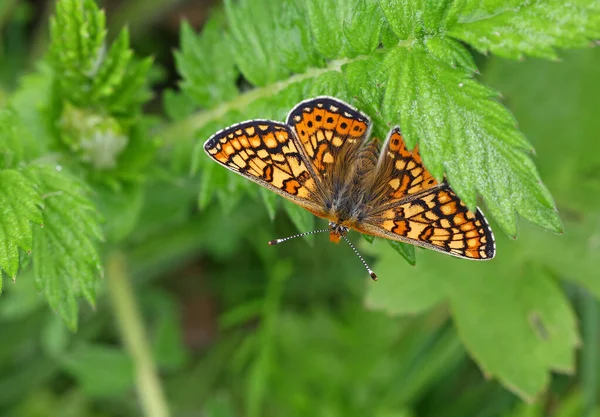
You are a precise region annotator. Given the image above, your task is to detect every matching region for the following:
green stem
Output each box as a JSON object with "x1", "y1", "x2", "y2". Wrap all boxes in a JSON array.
[
  {"x1": 107, "y1": 252, "x2": 170, "y2": 417},
  {"x1": 581, "y1": 288, "x2": 598, "y2": 417},
  {"x1": 157, "y1": 54, "x2": 375, "y2": 144}
]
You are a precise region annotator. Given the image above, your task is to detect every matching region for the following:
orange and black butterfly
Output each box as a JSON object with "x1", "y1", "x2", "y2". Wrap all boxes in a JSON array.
[{"x1": 204, "y1": 97, "x2": 495, "y2": 279}]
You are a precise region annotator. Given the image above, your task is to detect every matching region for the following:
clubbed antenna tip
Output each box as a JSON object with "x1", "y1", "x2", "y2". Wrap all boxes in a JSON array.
[{"x1": 342, "y1": 235, "x2": 377, "y2": 281}]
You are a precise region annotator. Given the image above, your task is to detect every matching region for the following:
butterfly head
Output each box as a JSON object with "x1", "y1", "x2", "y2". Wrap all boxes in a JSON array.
[{"x1": 328, "y1": 221, "x2": 349, "y2": 244}]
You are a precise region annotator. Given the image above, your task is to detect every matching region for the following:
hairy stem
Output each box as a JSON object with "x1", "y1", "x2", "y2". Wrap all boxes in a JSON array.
[{"x1": 107, "y1": 252, "x2": 170, "y2": 417}]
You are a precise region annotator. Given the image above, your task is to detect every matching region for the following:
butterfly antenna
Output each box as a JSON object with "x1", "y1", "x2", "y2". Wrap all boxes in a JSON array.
[
  {"x1": 268, "y1": 228, "x2": 330, "y2": 245},
  {"x1": 342, "y1": 235, "x2": 377, "y2": 281}
]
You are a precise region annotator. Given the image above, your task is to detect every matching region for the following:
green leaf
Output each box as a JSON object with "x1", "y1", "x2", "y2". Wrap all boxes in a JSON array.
[
  {"x1": 26, "y1": 164, "x2": 104, "y2": 330},
  {"x1": 282, "y1": 199, "x2": 316, "y2": 244},
  {"x1": 379, "y1": 0, "x2": 418, "y2": 39},
  {"x1": 6, "y1": 68, "x2": 53, "y2": 160},
  {"x1": 425, "y1": 36, "x2": 477, "y2": 73},
  {"x1": 175, "y1": 17, "x2": 238, "y2": 108},
  {"x1": 274, "y1": 0, "x2": 324, "y2": 73},
  {"x1": 365, "y1": 242, "x2": 578, "y2": 401},
  {"x1": 49, "y1": 0, "x2": 105, "y2": 105},
  {"x1": 387, "y1": 240, "x2": 416, "y2": 266},
  {"x1": 48, "y1": 0, "x2": 151, "y2": 113},
  {"x1": 0, "y1": 108, "x2": 25, "y2": 169},
  {"x1": 450, "y1": 265, "x2": 578, "y2": 400},
  {"x1": 343, "y1": 0, "x2": 383, "y2": 54},
  {"x1": 60, "y1": 343, "x2": 134, "y2": 397},
  {"x1": 0, "y1": 169, "x2": 43, "y2": 280},
  {"x1": 380, "y1": 44, "x2": 561, "y2": 236},
  {"x1": 449, "y1": 1, "x2": 600, "y2": 60},
  {"x1": 304, "y1": 0, "x2": 356, "y2": 59},
  {"x1": 362, "y1": 234, "x2": 375, "y2": 244},
  {"x1": 224, "y1": 0, "x2": 289, "y2": 86},
  {"x1": 260, "y1": 187, "x2": 278, "y2": 221},
  {"x1": 32, "y1": 227, "x2": 79, "y2": 330},
  {"x1": 379, "y1": 0, "x2": 453, "y2": 40}
]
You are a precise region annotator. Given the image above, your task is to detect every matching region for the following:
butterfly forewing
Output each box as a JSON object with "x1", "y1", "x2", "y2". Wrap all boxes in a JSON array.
[
  {"x1": 286, "y1": 97, "x2": 371, "y2": 180},
  {"x1": 204, "y1": 120, "x2": 326, "y2": 216}
]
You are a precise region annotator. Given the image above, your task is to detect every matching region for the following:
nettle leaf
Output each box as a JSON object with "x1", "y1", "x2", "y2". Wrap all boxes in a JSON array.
[
  {"x1": 304, "y1": 0, "x2": 356, "y2": 58},
  {"x1": 49, "y1": 0, "x2": 151, "y2": 113},
  {"x1": 7, "y1": 69, "x2": 53, "y2": 161},
  {"x1": 379, "y1": 0, "x2": 420, "y2": 39},
  {"x1": 175, "y1": 17, "x2": 239, "y2": 108},
  {"x1": 0, "y1": 108, "x2": 25, "y2": 169},
  {"x1": 275, "y1": 0, "x2": 324, "y2": 73},
  {"x1": 282, "y1": 200, "x2": 315, "y2": 244},
  {"x1": 380, "y1": 43, "x2": 561, "y2": 236},
  {"x1": 0, "y1": 169, "x2": 44, "y2": 280},
  {"x1": 49, "y1": 0, "x2": 105, "y2": 104},
  {"x1": 365, "y1": 242, "x2": 578, "y2": 402},
  {"x1": 343, "y1": 0, "x2": 384, "y2": 54},
  {"x1": 26, "y1": 164, "x2": 104, "y2": 330},
  {"x1": 388, "y1": 241, "x2": 416, "y2": 266},
  {"x1": 449, "y1": 1, "x2": 600, "y2": 60},
  {"x1": 224, "y1": 0, "x2": 290, "y2": 86}
]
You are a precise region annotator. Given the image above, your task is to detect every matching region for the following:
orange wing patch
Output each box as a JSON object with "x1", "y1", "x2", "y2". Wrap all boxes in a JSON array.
[
  {"x1": 286, "y1": 97, "x2": 370, "y2": 176},
  {"x1": 204, "y1": 120, "x2": 325, "y2": 215},
  {"x1": 374, "y1": 128, "x2": 439, "y2": 204},
  {"x1": 359, "y1": 185, "x2": 495, "y2": 260}
]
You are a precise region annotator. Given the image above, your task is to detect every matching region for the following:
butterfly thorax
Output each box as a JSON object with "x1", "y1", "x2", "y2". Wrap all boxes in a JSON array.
[{"x1": 322, "y1": 138, "x2": 381, "y2": 240}]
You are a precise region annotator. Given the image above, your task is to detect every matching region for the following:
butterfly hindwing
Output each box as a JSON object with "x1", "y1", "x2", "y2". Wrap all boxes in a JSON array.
[
  {"x1": 204, "y1": 120, "x2": 326, "y2": 216},
  {"x1": 372, "y1": 127, "x2": 439, "y2": 207},
  {"x1": 358, "y1": 185, "x2": 495, "y2": 259},
  {"x1": 359, "y1": 128, "x2": 496, "y2": 259}
]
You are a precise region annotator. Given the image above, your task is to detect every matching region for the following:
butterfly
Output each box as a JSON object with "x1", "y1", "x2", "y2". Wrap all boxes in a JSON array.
[{"x1": 204, "y1": 97, "x2": 495, "y2": 279}]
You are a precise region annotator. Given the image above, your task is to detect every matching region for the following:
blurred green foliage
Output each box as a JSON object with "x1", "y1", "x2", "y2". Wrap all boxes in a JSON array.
[{"x1": 0, "y1": 0, "x2": 598, "y2": 416}]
